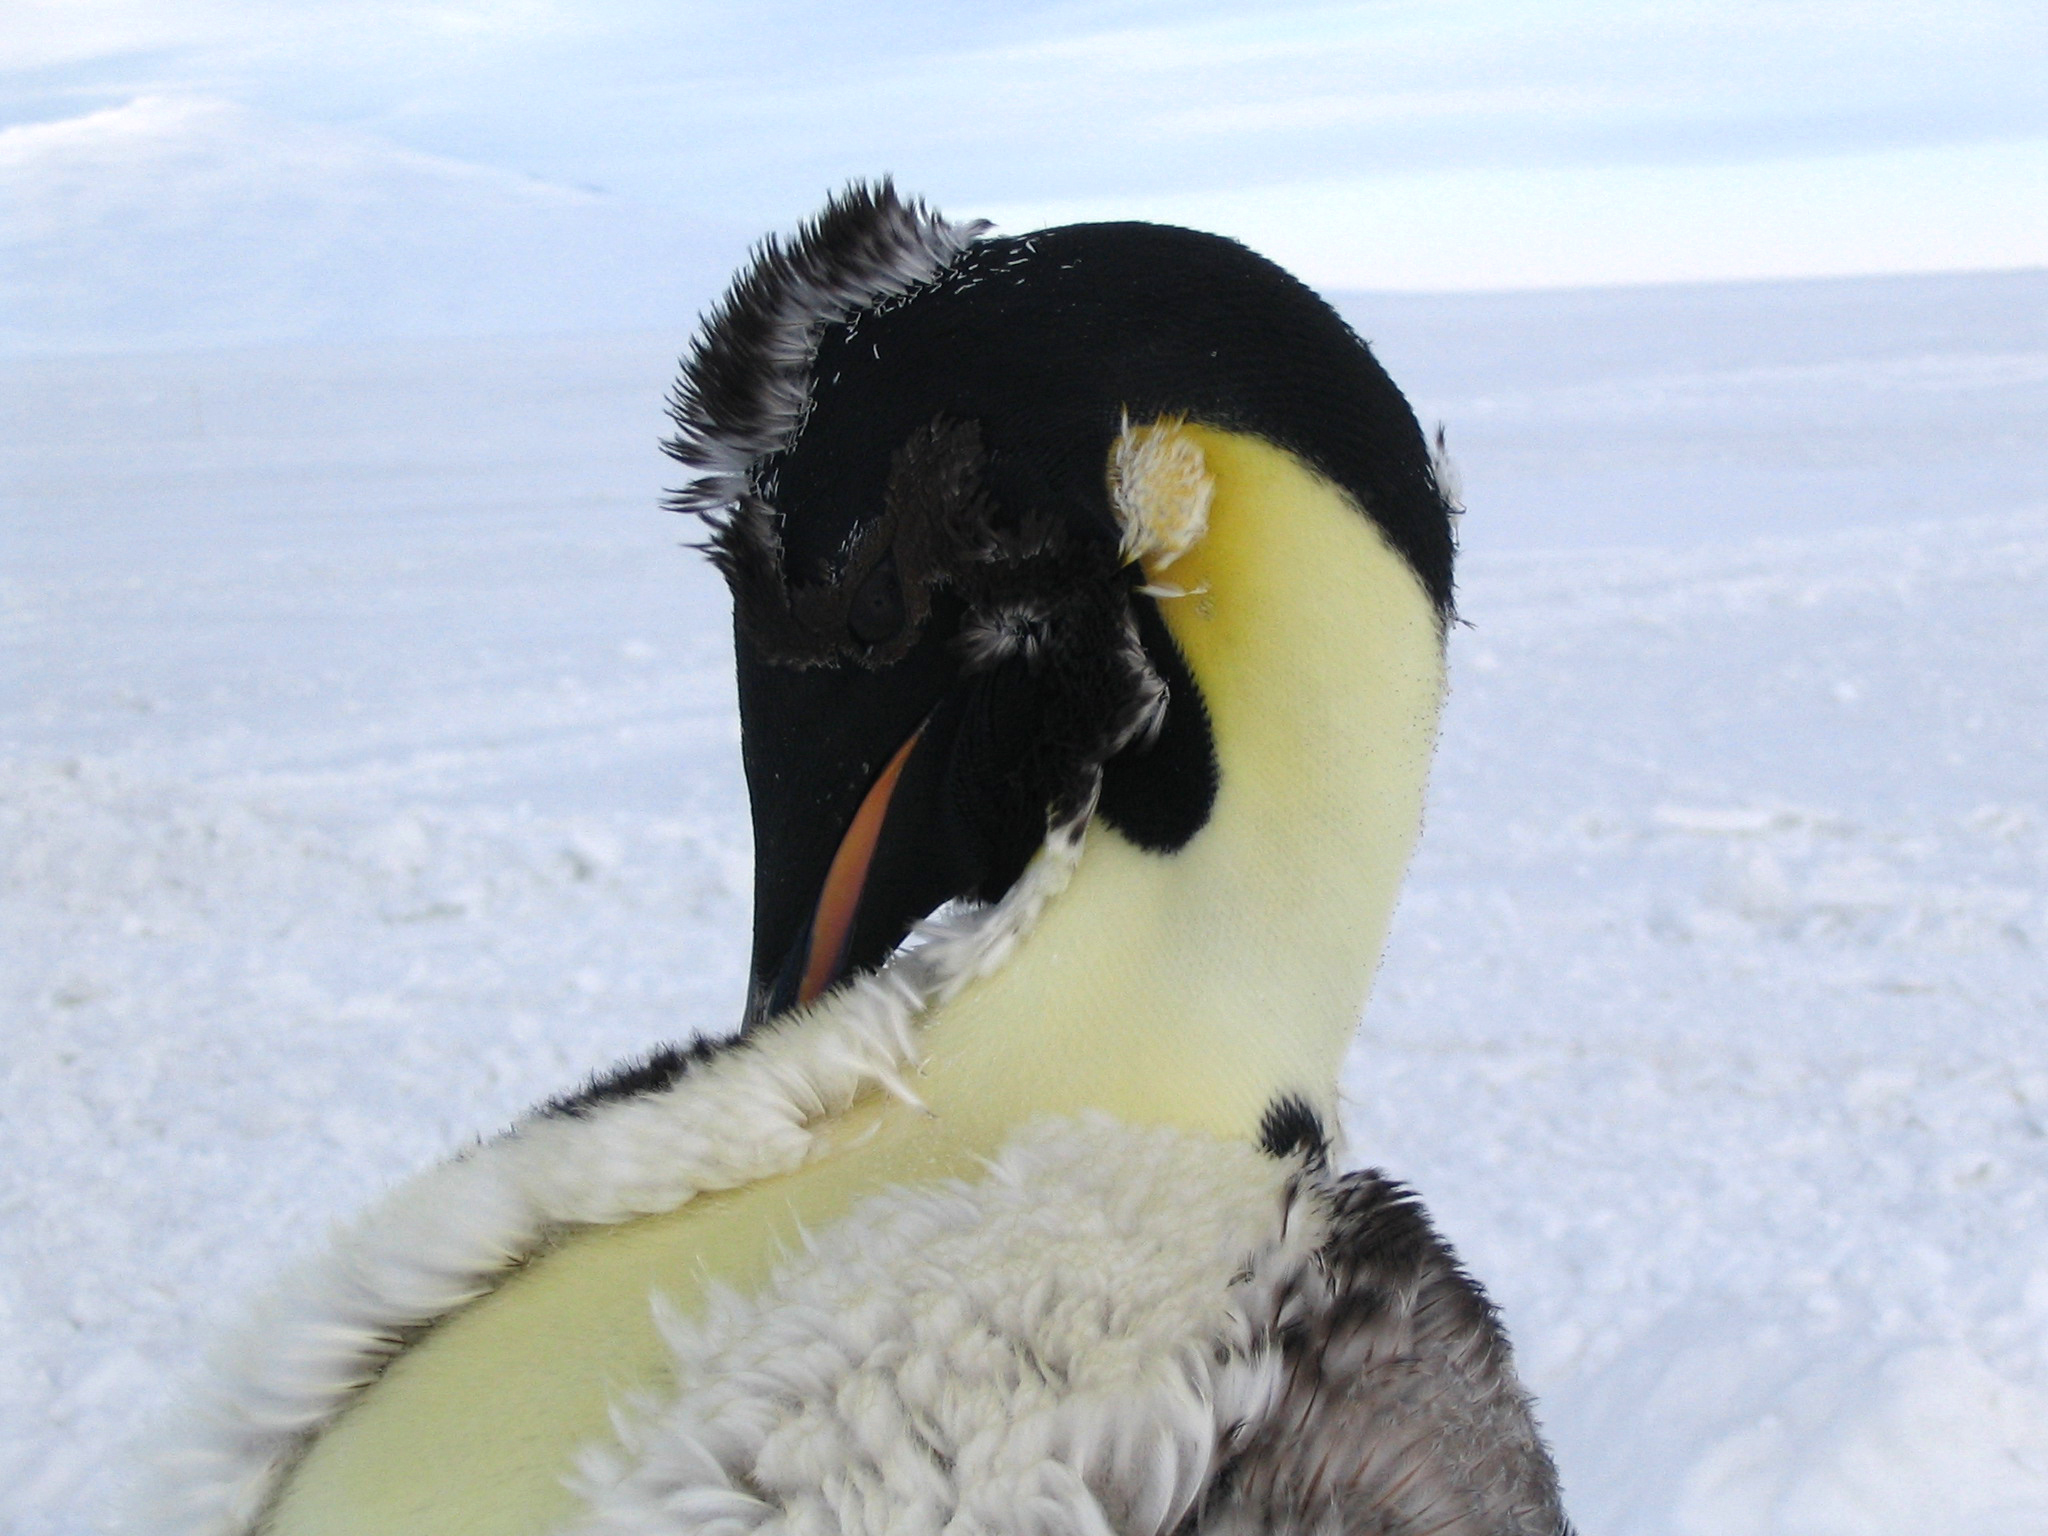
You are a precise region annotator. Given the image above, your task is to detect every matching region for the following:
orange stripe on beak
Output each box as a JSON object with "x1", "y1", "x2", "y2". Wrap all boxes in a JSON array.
[{"x1": 797, "y1": 725, "x2": 924, "y2": 1007}]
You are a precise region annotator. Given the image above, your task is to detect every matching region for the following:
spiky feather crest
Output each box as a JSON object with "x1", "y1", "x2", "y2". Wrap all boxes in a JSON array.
[{"x1": 663, "y1": 180, "x2": 987, "y2": 563}]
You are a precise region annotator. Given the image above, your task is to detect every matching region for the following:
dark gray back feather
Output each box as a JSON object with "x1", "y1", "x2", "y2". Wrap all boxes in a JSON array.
[{"x1": 1199, "y1": 1172, "x2": 1570, "y2": 1536}]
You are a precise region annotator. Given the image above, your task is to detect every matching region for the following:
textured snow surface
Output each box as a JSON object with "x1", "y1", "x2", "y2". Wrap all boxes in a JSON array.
[{"x1": 5, "y1": 273, "x2": 2048, "y2": 1534}]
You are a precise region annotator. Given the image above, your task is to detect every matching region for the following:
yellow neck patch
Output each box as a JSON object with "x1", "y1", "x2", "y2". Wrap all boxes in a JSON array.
[{"x1": 916, "y1": 424, "x2": 1443, "y2": 1145}]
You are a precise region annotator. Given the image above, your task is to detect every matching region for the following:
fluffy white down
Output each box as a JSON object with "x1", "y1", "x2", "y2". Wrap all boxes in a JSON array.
[
  {"x1": 138, "y1": 821, "x2": 1088, "y2": 1536},
  {"x1": 571, "y1": 1118, "x2": 1320, "y2": 1536}
]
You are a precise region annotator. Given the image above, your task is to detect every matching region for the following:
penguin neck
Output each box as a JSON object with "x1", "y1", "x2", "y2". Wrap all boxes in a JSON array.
[{"x1": 907, "y1": 427, "x2": 1446, "y2": 1151}]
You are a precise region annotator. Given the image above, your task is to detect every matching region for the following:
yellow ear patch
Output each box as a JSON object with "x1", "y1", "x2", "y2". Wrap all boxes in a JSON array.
[{"x1": 1110, "y1": 415, "x2": 1212, "y2": 580}]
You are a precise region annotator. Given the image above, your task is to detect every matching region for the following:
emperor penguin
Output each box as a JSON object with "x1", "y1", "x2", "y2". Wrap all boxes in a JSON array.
[{"x1": 150, "y1": 183, "x2": 1570, "y2": 1536}]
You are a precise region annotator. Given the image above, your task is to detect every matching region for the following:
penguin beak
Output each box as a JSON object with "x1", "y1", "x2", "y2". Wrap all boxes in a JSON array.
[
  {"x1": 791, "y1": 724, "x2": 924, "y2": 1009},
  {"x1": 741, "y1": 623, "x2": 987, "y2": 1026}
]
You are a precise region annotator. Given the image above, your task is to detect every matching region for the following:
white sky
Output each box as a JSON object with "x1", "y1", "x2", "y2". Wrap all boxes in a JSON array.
[{"x1": 6, "y1": 0, "x2": 2046, "y2": 290}]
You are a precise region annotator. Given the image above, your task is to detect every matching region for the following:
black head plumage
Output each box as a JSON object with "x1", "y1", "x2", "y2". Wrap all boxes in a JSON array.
[{"x1": 664, "y1": 181, "x2": 1454, "y2": 1025}]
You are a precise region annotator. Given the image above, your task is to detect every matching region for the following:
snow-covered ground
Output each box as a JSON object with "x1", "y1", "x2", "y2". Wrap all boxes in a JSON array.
[{"x1": 5, "y1": 268, "x2": 2047, "y2": 1534}]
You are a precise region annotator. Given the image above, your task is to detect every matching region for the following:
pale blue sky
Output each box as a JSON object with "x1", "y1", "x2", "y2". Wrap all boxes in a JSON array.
[{"x1": 8, "y1": 0, "x2": 2047, "y2": 288}]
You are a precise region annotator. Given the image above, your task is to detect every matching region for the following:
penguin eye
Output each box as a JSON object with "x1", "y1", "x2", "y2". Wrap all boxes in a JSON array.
[{"x1": 847, "y1": 550, "x2": 905, "y2": 647}]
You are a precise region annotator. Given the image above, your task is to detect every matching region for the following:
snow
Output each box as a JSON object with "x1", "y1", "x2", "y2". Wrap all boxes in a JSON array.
[
  {"x1": 5, "y1": 269, "x2": 2048, "y2": 1534},
  {"x1": 0, "y1": 97, "x2": 740, "y2": 356}
]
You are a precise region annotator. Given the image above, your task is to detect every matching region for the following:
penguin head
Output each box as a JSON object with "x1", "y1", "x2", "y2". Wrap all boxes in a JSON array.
[{"x1": 667, "y1": 182, "x2": 1455, "y2": 1027}]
